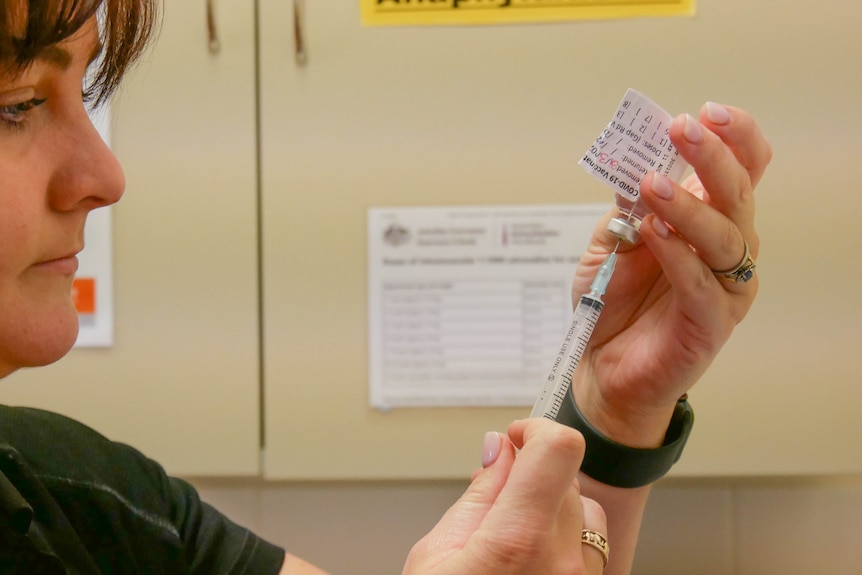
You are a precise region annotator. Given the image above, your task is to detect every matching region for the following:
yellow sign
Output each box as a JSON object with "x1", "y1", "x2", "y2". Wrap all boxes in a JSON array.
[{"x1": 361, "y1": 0, "x2": 695, "y2": 26}]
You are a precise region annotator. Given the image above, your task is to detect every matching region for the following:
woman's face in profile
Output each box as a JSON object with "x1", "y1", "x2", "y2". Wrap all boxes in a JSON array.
[{"x1": 0, "y1": 19, "x2": 125, "y2": 377}]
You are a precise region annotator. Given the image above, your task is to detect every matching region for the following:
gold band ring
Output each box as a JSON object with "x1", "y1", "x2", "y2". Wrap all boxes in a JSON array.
[
  {"x1": 581, "y1": 529, "x2": 610, "y2": 568},
  {"x1": 712, "y1": 239, "x2": 757, "y2": 284}
]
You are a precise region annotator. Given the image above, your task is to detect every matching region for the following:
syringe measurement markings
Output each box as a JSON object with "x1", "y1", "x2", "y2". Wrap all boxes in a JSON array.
[
  {"x1": 530, "y1": 248, "x2": 613, "y2": 421},
  {"x1": 543, "y1": 317, "x2": 596, "y2": 418},
  {"x1": 530, "y1": 297, "x2": 603, "y2": 419},
  {"x1": 542, "y1": 327, "x2": 596, "y2": 418}
]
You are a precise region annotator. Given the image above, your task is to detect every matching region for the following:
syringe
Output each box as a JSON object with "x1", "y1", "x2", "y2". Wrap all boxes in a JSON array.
[{"x1": 530, "y1": 245, "x2": 619, "y2": 420}]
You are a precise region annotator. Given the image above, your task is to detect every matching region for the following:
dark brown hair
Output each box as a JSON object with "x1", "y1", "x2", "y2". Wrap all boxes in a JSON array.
[{"x1": 0, "y1": 0, "x2": 160, "y2": 104}]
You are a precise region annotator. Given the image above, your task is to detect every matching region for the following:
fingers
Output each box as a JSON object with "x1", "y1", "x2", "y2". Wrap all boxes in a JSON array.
[
  {"x1": 698, "y1": 102, "x2": 773, "y2": 190},
  {"x1": 665, "y1": 103, "x2": 771, "y2": 254},
  {"x1": 636, "y1": 103, "x2": 769, "y2": 301},
  {"x1": 447, "y1": 421, "x2": 607, "y2": 575},
  {"x1": 670, "y1": 112, "x2": 753, "y2": 239},
  {"x1": 640, "y1": 171, "x2": 754, "y2": 299},
  {"x1": 639, "y1": 218, "x2": 745, "y2": 334},
  {"x1": 639, "y1": 199, "x2": 756, "y2": 325},
  {"x1": 505, "y1": 419, "x2": 608, "y2": 573},
  {"x1": 580, "y1": 496, "x2": 610, "y2": 572}
]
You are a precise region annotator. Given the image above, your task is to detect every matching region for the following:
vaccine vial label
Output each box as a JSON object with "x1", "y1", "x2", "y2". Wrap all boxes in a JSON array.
[{"x1": 578, "y1": 89, "x2": 689, "y2": 203}]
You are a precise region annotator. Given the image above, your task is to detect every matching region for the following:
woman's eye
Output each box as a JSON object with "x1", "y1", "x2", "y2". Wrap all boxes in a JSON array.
[{"x1": 0, "y1": 97, "x2": 48, "y2": 131}]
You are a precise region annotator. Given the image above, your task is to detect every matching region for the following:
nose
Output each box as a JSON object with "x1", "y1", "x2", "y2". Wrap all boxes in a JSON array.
[{"x1": 47, "y1": 105, "x2": 126, "y2": 213}]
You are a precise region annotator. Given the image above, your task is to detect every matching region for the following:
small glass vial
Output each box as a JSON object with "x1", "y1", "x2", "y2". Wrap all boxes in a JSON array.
[{"x1": 607, "y1": 194, "x2": 650, "y2": 244}]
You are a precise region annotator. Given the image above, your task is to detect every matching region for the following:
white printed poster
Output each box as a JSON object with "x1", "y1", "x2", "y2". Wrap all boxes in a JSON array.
[{"x1": 368, "y1": 204, "x2": 609, "y2": 410}]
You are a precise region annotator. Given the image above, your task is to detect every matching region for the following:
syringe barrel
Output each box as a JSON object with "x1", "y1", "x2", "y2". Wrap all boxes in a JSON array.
[
  {"x1": 578, "y1": 293, "x2": 604, "y2": 313},
  {"x1": 530, "y1": 293, "x2": 604, "y2": 419}
]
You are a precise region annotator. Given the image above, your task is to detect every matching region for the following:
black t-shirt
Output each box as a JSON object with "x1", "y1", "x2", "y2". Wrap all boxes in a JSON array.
[{"x1": 0, "y1": 406, "x2": 285, "y2": 574}]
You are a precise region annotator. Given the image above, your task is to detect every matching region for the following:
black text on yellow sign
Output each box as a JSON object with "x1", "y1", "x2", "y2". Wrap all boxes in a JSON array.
[{"x1": 361, "y1": 0, "x2": 695, "y2": 26}]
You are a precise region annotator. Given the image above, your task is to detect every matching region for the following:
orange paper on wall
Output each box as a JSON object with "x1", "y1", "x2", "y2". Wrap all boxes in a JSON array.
[{"x1": 72, "y1": 277, "x2": 96, "y2": 314}]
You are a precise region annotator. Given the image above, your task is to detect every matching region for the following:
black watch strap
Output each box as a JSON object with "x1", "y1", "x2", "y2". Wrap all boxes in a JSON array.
[{"x1": 555, "y1": 390, "x2": 694, "y2": 488}]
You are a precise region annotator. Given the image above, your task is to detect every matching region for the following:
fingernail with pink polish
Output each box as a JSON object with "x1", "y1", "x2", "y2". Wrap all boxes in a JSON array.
[
  {"x1": 683, "y1": 114, "x2": 703, "y2": 144},
  {"x1": 482, "y1": 432, "x2": 502, "y2": 468},
  {"x1": 651, "y1": 216, "x2": 671, "y2": 239},
  {"x1": 652, "y1": 173, "x2": 674, "y2": 200},
  {"x1": 705, "y1": 102, "x2": 730, "y2": 125}
]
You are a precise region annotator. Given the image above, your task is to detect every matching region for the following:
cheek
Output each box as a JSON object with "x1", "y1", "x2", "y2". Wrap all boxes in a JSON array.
[
  {"x1": 0, "y1": 236, "x2": 80, "y2": 373},
  {"x1": 0, "y1": 157, "x2": 48, "y2": 251},
  {"x1": 0, "y1": 119, "x2": 79, "y2": 374}
]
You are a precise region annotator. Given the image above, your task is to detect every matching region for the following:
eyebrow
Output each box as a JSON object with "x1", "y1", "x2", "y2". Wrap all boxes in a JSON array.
[
  {"x1": 37, "y1": 38, "x2": 105, "y2": 70},
  {"x1": 37, "y1": 46, "x2": 72, "y2": 69}
]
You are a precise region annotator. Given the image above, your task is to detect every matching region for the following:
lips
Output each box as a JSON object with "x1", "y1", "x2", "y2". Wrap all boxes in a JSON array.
[{"x1": 33, "y1": 253, "x2": 80, "y2": 275}]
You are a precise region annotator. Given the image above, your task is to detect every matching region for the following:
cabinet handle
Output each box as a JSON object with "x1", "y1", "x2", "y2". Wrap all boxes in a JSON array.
[
  {"x1": 294, "y1": 0, "x2": 307, "y2": 66},
  {"x1": 206, "y1": 0, "x2": 220, "y2": 54}
]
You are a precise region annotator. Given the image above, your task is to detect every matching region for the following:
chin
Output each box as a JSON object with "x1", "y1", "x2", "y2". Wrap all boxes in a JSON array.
[
  {"x1": 40, "y1": 310, "x2": 81, "y2": 365},
  {"x1": 13, "y1": 305, "x2": 81, "y2": 370},
  {"x1": 35, "y1": 331, "x2": 79, "y2": 367}
]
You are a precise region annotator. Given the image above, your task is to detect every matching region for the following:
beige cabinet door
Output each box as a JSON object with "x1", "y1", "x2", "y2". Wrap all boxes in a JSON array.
[
  {"x1": 258, "y1": 2, "x2": 583, "y2": 480},
  {"x1": 258, "y1": 1, "x2": 862, "y2": 479},
  {"x1": 2, "y1": 2, "x2": 261, "y2": 476}
]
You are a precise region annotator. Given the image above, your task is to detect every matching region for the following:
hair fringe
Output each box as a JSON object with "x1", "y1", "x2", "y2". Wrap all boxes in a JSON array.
[{"x1": 0, "y1": 0, "x2": 161, "y2": 104}]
